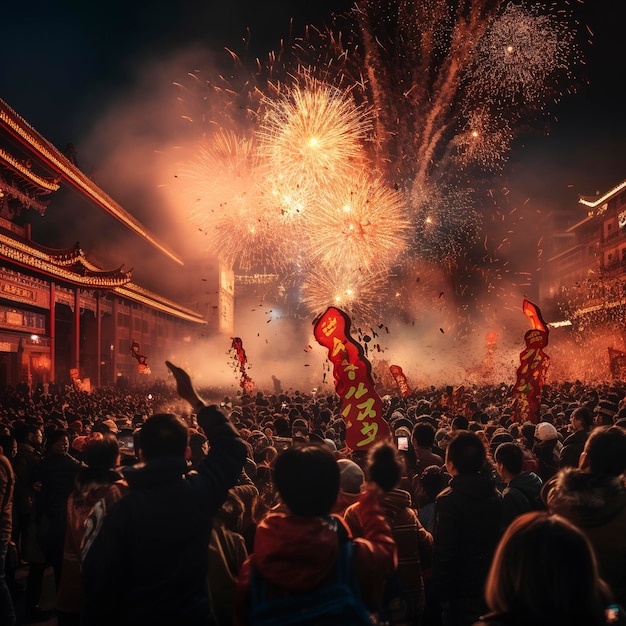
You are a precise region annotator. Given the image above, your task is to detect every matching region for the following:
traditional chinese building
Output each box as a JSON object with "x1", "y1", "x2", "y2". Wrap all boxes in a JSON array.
[
  {"x1": 543, "y1": 179, "x2": 626, "y2": 332},
  {"x1": 0, "y1": 98, "x2": 206, "y2": 388}
]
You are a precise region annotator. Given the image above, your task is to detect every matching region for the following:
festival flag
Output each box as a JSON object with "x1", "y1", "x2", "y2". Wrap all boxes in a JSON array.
[
  {"x1": 389, "y1": 364, "x2": 412, "y2": 397},
  {"x1": 130, "y1": 340, "x2": 151, "y2": 374},
  {"x1": 313, "y1": 306, "x2": 390, "y2": 450},
  {"x1": 522, "y1": 299, "x2": 549, "y2": 334},
  {"x1": 512, "y1": 300, "x2": 550, "y2": 423},
  {"x1": 231, "y1": 337, "x2": 255, "y2": 392},
  {"x1": 608, "y1": 348, "x2": 626, "y2": 379}
]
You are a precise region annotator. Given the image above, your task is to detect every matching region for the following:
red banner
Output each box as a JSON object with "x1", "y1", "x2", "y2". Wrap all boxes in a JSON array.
[
  {"x1": 522, "y1": 299, "x2": 549, "y2": 334},
  {"x1": 313, "y1": 307, "x2": 390, "y2": 450},
  {"x1": 389, "y1": 364, "x2": 412, "y2": 397},
  {"x1": 130, "y1": 340, "x2": 151, "y2": 374},
  {"x1": 512, "y1": 300, "x2": 549, "y2": 423},
  {"x1": 231, "y1": 337, "x2": 255, "y2": 392}
]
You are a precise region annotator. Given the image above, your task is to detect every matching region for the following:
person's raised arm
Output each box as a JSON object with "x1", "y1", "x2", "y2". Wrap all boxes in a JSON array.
[{"x1": 165, "y1": 360, "x2": 205, "y2": 412}]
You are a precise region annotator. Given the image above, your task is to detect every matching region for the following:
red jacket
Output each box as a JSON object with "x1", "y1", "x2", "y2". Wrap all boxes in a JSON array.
[{"x1": 234, "y1": 487, "x2": 397, "y2": 625}]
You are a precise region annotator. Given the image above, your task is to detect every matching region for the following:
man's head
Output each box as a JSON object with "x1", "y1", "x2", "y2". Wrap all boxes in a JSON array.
[
  {"x1": 451, "y1": 415, "x2": 469, "y2": 431},
  {"x1": 84, "y1": 434, "x2": 120, "y2": 470},
  {"x1": 138, "y1": 413, "x2": 188, "y2": 462},
  {"x1": 494, "y1": 442, "x2": 523, "y2": 479},
  {"x1": 446, "y1": 430, "x2": 486, "y2": 476},
  {"x1": 570, "y1": 406, "x2": 593, "y2": 432},
  {"x1": 412, "y1": 422, "x2": 436, "y2": 448},
  {"x1": 274, "y1": 444, "x2": 339, "y2": 517}
]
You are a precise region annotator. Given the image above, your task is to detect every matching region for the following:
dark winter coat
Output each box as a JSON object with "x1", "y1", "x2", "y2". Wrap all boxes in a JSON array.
[
  {"x1": 432, "y1": 473, "x2": 503, "y2": 605},
  {"x1": 82, "y1": 406, "x2": 247, "y2": 626},
  {"x1": 546, "y1": 468, "x2": 626, "y2": 606},
  {"x1": 500, "y1": 471, "x2": 543, "y2": 528}
]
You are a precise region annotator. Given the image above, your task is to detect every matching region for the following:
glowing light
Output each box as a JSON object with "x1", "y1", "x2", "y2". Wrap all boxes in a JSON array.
[
  {"x1": 410, "y1": 183, "x2": 481, "y2": 264},
  {"x1": 257, "y1": 77, "x2": 372, "y2": 191},
  {"x1": 179, "y1": 129, "x2": 287, "y2": 271},
  {"x1": 305, "y1": 173, "x2": 410, "y2": 273},
  {"x1": 468, "y1": 3, "x2": 577, "y2": 106},
  {"x1": 302, "y1": 266, "x2": 391, "y2": 324}
]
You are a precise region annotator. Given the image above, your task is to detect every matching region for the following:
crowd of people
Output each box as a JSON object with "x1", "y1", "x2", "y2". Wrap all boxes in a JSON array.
[{"x1": 1, "y1": 371, "x2": 626, "y2": 625}]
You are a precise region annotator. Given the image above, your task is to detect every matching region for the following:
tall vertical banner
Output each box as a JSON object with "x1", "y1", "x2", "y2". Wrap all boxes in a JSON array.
[
  {"x1": 231, "y1": 337, "x2": 255, "y2": 392},
  {"x1": 512, "y1": 299, "x2": 550, "y2": 423},
  {"x1": 313, "y1": 307, "x2": 390, "y2": 450},
  {"x1": 389, "y1": 364, "x2": 412, "y2": 397}
]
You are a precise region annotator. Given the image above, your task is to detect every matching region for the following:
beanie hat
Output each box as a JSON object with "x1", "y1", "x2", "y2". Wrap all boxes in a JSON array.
[
  {"x1": 337, "y1": 459, "x2": 365, "y2": 495},
  {"x1": 248, "y1": 430, "x2": 271, "y2": 456},
  {"x1": 394, "y1": 426, "x2": 412, "y2": 440},
  {"x1": 535, "y1": 422, "x2": 558, "y2": 442}
]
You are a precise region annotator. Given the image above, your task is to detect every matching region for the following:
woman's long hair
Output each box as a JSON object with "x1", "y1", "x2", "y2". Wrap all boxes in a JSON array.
[{"x1": 485, "y1": 511, "x2": 608, "y2": 625}]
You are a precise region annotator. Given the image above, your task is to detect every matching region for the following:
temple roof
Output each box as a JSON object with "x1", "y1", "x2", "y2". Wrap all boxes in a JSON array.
[
  {"x1": 0, "y1": 148, "x2": 60, "y2": 194},
  {"x1": 580, "y1": 180, "x2": 626, "y2": 208},
  {"x1": 0, "y1": 230, "x2": 206, "y2": 323},
  {"x1": 0, "y1": 98, "x2": 183, "y2": 266},
  {"x1": 0, "y1": 231, "x2": 132, "y2": 288}
]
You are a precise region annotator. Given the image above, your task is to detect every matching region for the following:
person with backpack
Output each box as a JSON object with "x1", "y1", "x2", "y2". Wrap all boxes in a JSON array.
[
  {"x1": 493, "y1": 443, "x2": 543, "y2": 529},
  {"x1": 234, "y1": 444, "x2": 397, "y2": 625},
  {"x1": 344, "y1": 442, "x2": 433, "y2": 626}
]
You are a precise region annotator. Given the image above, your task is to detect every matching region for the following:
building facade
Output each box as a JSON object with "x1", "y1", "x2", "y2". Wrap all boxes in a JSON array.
[
  {"x1": 0, "y1": 98, "x2": 206, "y2": 389},
  {"x1": 544, "y1": 180, "x2": 626, "y2": 331}
]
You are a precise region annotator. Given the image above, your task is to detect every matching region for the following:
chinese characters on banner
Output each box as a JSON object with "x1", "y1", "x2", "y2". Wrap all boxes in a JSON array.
[
  {"x1": 512, "y1": 299, "x2": 550, "y2": 423},
  {"x1": 231, "y1": 337, "x2": 255, "y2": 392},
  {"x1": 390, "y1": 364, "x2": 412, "y2": 397},
  {"x1": 313, "y1": 307, "x2": 390, "y2": 450}
]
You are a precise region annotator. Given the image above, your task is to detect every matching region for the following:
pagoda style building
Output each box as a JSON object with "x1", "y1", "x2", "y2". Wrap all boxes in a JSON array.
[{"x1": 0, "y1": 98, "x2": 206, "y2": 389}]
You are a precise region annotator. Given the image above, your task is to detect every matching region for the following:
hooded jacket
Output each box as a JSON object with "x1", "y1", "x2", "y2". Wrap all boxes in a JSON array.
[
  {"x1": 501, "y1": 471, "x2": 543, "y2": 528},
  {"x1": 82, "y1": 406, "x2": 247, "y2": 626},
  {"x1": 234, "y1": 487, "x2": 396, "y2": 625},
  {"x1": 345, "y1": 487, "x2": 433, "y2": 595},
  {"x1": 546, "y1": 468, "x2": 626, "y2": 605}
]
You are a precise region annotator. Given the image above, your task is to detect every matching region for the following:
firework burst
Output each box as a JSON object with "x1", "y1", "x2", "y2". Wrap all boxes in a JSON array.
[
  {"x1": 304, "y1": 173, "x2": 410, "y2": 273},
  {"x1": 452, "y1": 108, "x2": 514, "y2": 170},
  {"x1": 468, "y1": 2, "x2": 577, "y2": 107},
  {"x1": 179, "y1": 130, "x2": 287, "y2": 271},
  {"x1": 301, "y1": 265, "x2": 392, "y2": 323},
  {"x1": 256, "y1": 77, "x2": 373, "y2": 192},
  {"x1": 409, "y1": 184, "x2": 481, "y2": 265}
]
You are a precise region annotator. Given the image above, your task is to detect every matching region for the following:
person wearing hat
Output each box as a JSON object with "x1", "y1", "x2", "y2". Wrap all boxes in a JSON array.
[
  {"x1": 333, "y1": 459, "x2": 365, "y2": 516},
  {"x1": 291, "y1": 418, "x2": 309, "y2": 442},
  {"x1": 98, "y1": 419, "x2": 119, "y2": 435},
  {"x1": 533, "y1": 422, "x2": 562, "y2": 482},
  {"x1": 595, "y1": 397, "x2": 619, "y2": 427}
]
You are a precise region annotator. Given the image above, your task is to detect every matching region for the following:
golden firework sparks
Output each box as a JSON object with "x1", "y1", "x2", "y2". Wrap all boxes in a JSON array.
[
  {"x1": 256, "y1": 77, "x2": 372, "y2": 192},
  {"x1": 305, "y1": 173, "x2": 410, "y2": 273}
]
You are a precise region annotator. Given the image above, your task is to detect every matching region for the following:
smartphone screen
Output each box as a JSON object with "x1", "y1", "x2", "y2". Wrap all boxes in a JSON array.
[{"x1": 396, "y1": 436, "x2": 409, "y2": 451}]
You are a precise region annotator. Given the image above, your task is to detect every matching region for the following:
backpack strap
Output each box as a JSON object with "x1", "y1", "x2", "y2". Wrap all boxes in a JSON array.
[{"x1": 251, "y1": 515, "x2": 353, "y2": 601}]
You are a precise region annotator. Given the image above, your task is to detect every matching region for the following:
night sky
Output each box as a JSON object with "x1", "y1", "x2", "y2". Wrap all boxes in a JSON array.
[{"x1": 1, "y1": 0, "x2": 626, "y2": 287}]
